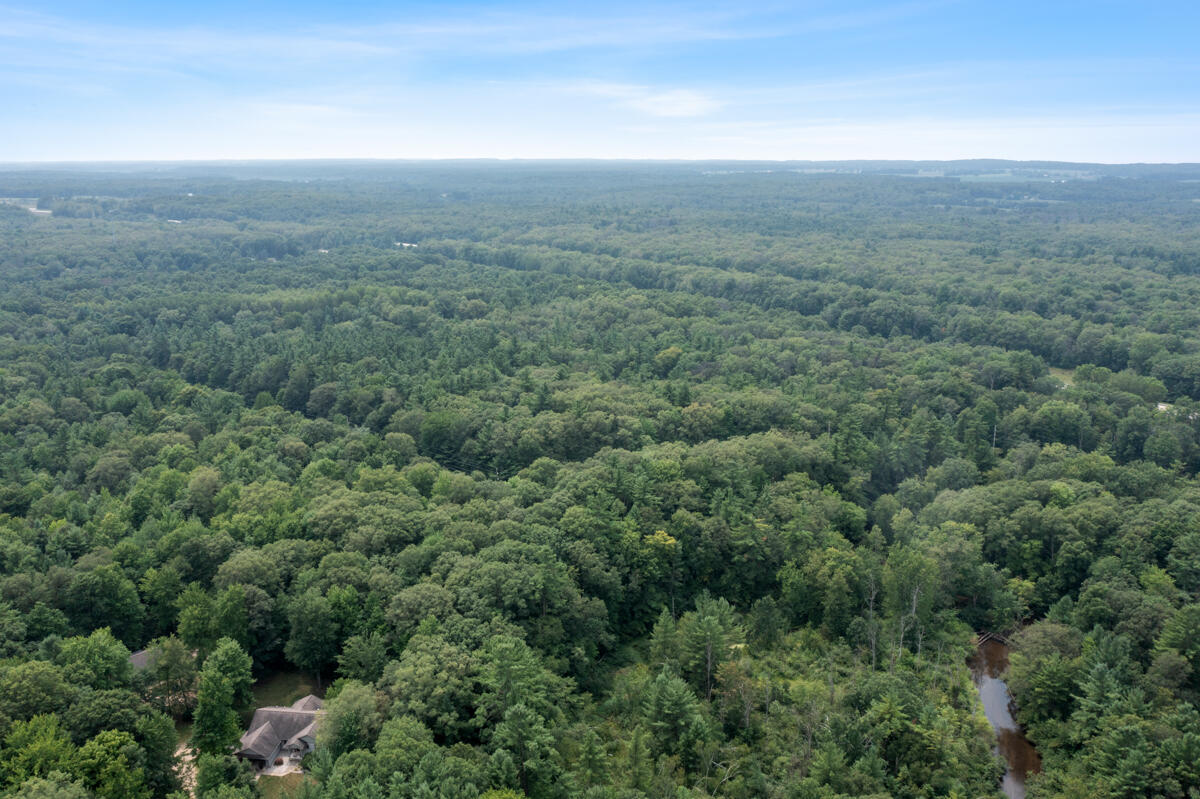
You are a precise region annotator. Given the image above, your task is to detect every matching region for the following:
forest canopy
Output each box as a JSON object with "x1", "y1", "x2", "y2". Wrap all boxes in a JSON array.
[{"x1": 0, "y1": 161, "x2": 1199, "y2": 799}]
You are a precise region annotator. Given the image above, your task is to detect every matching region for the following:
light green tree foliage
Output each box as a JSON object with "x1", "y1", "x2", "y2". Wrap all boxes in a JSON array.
[
  {"x1": 337, "y1": 632, "x2": 388, "y2": 683},
  {"x1": 474, "y1": 634, "x2": 571, "y2": 733},
  {"x1": 177, "y1": 584, "x2": 219, "y2": 656},
  {"x1": 194, "y1": 754, "x2": 257, "y2": 799},
  {"x1": 380, "y1": 634, "x2": 477, "y2": 742},
  {"x1": 0, "y1": 715, "x2": 76, "y2": 787},
  {"x1": 648, "y1": 608, "x2": 680, "y2": 672},
  {"x1": 187, "y1": 466, "x2": 224, "y2": 521},
  {"x1": 1157, "y1": 603, "x2": 1200, "y2": 689},
  {"x1": 203, "y1": 638, "x2": 254, "y2": 710},
  {"x1": 55, "y1": 628, "x2": 132, "y2": 690},
  {"x1": 5, "y1": 772, "x2": 90, "y2": 799},
  {"x1": 678, "y1": 595, "x2": 743, "y2": 701},
  {"x1": 373, "y1": 715, "x2": 437, "y2": 781},
  {"x1": 73, "y1": 729, "x2": 150, "y2": 799},
  {"x1": 203, "y1": 786, "x2": 258, "y2": 799},
  {"x1": 317, "y1": 680, "x2": 382, "y2": 759},
  {"x1": 0, "y1": 662, "x2": 74, "y2": 721}
]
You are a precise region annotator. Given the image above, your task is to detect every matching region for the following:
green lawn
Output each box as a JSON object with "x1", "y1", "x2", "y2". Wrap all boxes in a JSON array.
[{"x1": 259, "y1": 773, "x2": 310, "y2": 799}]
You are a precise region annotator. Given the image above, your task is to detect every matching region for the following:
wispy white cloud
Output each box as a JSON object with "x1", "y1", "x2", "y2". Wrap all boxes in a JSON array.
[
  {"x1": 571, "y1": 82, "x2": 722, "y2": 117},
  {"x1": 0, "y1": 2, "x2": 949, "y2": 67},
  {"x1": 0, "y1": 6, "x2": 756, "y2": 65},
  {"x1": 0, "y1": 8, "x2": 387, "y2": 55},
  {"x1": 627, "y1": 89, "x2": 722, "y2": 118},
  {"x1": 248, "y1": 102, "x2": 361, "y2": 122},
  {"x1": 347, "y1": 13, "x2": 753, "y2": 54}
]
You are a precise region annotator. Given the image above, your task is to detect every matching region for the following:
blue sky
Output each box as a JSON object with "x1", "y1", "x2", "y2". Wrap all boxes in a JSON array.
[{"x1": 1, "y1": 1, "x2": 1197, "y2": 162}]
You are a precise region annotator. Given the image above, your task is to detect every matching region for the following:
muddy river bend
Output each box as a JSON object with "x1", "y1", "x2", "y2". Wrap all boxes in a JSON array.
[{"x1": 968, "y1": 638, "x2": 1042, "y2": 799}]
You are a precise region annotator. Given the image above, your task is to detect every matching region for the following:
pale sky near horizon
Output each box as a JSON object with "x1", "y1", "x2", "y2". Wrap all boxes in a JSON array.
[{"x1": 1, "y1": 1, "x2": 1198, "y2": 163}]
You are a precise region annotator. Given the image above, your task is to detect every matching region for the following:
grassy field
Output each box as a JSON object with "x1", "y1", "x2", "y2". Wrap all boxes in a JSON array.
[
  {"x1": 1049, "y1": 367, "x2": 1076, "y2": 386},
  {"x1": 259, "y1": 773, "x2": 310, "y2": 799},
  {"x1": 251, "y1": 671, "x2": 322, "y2": 711}
]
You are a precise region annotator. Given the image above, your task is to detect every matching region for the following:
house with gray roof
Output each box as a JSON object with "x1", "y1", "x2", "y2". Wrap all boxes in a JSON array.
[{"x1": 236, "y1": 695, "x2": 323, "y2": 769}]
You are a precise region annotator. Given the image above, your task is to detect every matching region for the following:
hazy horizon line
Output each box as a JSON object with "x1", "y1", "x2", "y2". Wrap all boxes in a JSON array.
[{"x1": 2, "y1": 156, "x2": 1197, "y2": 167}]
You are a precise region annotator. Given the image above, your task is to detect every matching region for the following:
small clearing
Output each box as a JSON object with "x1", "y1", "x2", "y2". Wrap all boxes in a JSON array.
[
  {"x1": 1049, "y1": 367, "x2": 1075, "y2": 387},
  {"x1": 251, "y1": 671, "x2": 322, "y2": 716}
]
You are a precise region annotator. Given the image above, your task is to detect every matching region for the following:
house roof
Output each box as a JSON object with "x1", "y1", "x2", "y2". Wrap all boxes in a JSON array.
[
  {"x1": 285, "y1": 719, "x2": 318, "y2": 748},
  {"x1": 129, "y1": 646, "x2": 196, "y2": 672},
  {"x1": 239, "y1": 719, "x2": 279, "y2": 760},
  {"x1": 291, "y1": 695, "x2": 323, "y2": 711},
  {"x1": 237, "y1": 696, "x2": 323, "y2": 760}
]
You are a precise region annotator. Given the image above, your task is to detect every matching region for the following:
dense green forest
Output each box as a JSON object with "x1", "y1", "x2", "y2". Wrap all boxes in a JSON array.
[{"x1": 0, "y1": 161, "x2": 1199, "y2": 799}]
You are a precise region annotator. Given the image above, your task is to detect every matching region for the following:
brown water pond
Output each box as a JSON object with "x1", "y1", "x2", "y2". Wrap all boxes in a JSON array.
[{"x1": 968, "y1": 638, "x2": 1042, "y2": 799}]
